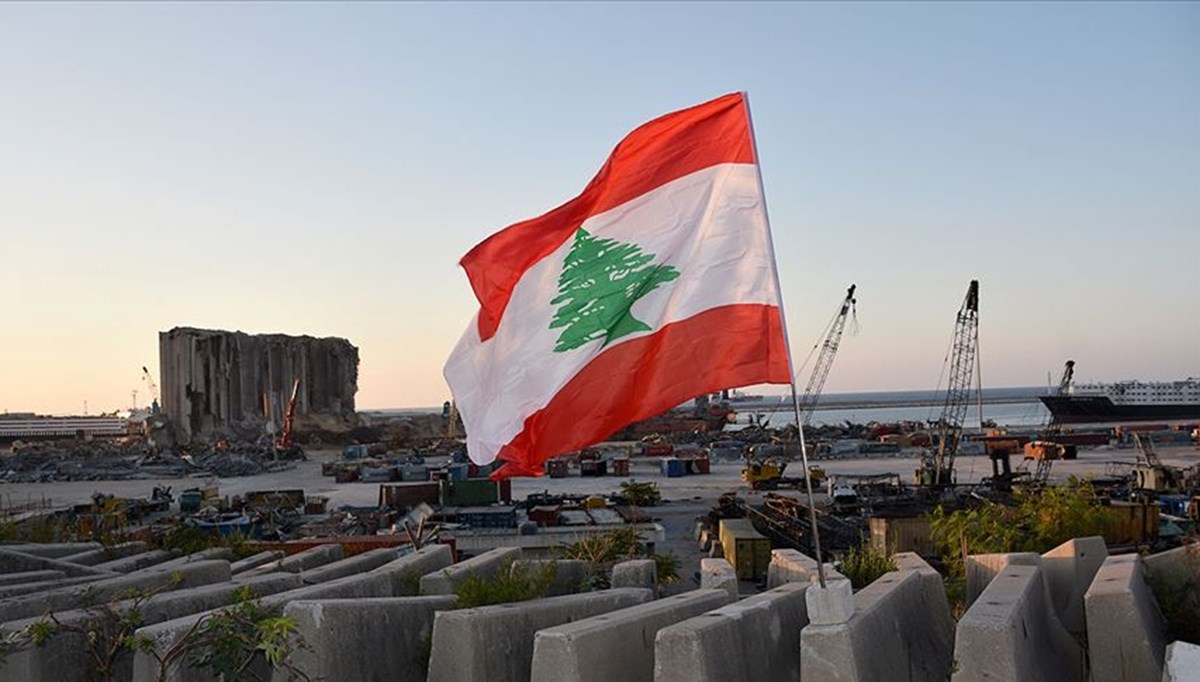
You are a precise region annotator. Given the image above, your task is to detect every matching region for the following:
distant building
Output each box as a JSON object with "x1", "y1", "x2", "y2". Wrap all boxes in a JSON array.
[{"x1": 159, "y1": 327, "x2": 359, "y2": 441}]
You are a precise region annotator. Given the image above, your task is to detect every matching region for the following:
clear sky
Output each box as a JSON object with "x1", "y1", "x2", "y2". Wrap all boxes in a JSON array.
[{"x1": 1, "y1": 2, "x2": 1197, "y2": 415}]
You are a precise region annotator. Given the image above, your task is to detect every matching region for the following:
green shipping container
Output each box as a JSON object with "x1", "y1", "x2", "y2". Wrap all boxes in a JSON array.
[
  {"x1": 718, "y1": 518, "x2": 771, "y2": 581},
  {"x1": 439, "y1": 479, "x2": 500, "y2": 507}
]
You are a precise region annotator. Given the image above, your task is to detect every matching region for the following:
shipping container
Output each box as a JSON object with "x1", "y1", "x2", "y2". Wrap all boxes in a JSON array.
[
  {"x1": 546, "y1": 458, "x2": 570, "y2": 479},
  {"x1": 378, "y1": 482, "x2": 441, "y2": 509},
  {"x1": 718, "y1": 518, "x2": 771, "y2": 580},
  {"x1": 1104, "y1": 501, "x2": 1159, "y2": 545},
  {"x1": 661, "y1": 458, "x2": 685, "y2": 478},
  {"x1": 581, "y1": 460, "x2": 608, "y2": 477},
  {"x1": 454, "y1": 506, "x2": 518, "y2": 529},
  {"x1": 440, "y1": 479, "x2": 502, "y2": 507},
  {"x1": 528, "y1": 504, "x2": 562, "y2": 527},
  {"x1": 611, "y1": 458, "x2": 631, "y2": 477},
  {"x1": 868, "y1": 515, "x2": 935, "y2": 556}
]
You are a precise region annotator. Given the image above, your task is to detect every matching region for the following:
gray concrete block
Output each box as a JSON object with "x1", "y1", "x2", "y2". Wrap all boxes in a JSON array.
[
  {"x1": 279, "y1": 596, "x2": 457, "y2": 682},
  {"x1": 276, "y1": 543, "x2": 344, "y2": 573},
  {"x1": 801, "y1": 561, "x2": 954, "y2": 682},
  {"x1": 1163, "y1": 640, "x2": 1200, "y2": 682},
  {"x1": 964, "y1": 551, "x2": 1041, "y2": 608},
  {"x1": 512, "y1": 559, "x2": 591, "y2": 596},
  {"x1": 612, "y1": 559, "x2": 657, "y2": 591},
  {"x1": 420, "y1": 546, "x2": 521, "y2": 596},
  {"x1": 366, "y1": 544, "x2": 455, "y2": 596},
  {"x1": 0, "y1": 573, "x2": 301, "y2": 682},
  {"x1": 0, "y1": 575, "x2": 103, "y2": 599},
  {"x1": 230, "y1": 550, "x2": 283, "y2": 575},
  {"x1": 1085, "y1": 554, "x2": 1167, "y2": 682},
  {"x1": 298, "y1": 546, "x2": 398, "y2": 584},
  {"x1": 698, "y1": 558, "x2": 738, "y2": 600},
  {"x1": 93, "y1": 549, "x2": 180, "y2": 573},
  {"x1": 655, "y1": 582, "x2": 809, "y2": 682},
  {"x1": 429, "y1": 588, "x2": 653, "y2": 682},
  {"x1": 0, "y1": 547, "x2": 117, "y2": 578},
  {"x1": 0, "y1": 559, "x2": 231, "y2": 622},
  {"x1": 1041, "y1": 536, "x2": 1107, "y2": 637},
  {"x1": 952, "y1": 564, "x2": 1085, "y2": 682},
  {"x1": 0, "y1": 569, "x2": 65, "y2": 586},
  {"x1": 0, "y1": 542, "x2": 102, "y2": 559},
  {"x1": 530, "y1": 588, "x2": 734, "y2": 682},
  {"x1": 767, "y1": 549, "x2": 820, "y2": 588},
  {"x1": 60, "y1": 541, "x2": 150, "y2": 566},
  {"x1": 805, "y1": 576, "x2": 854, "y2": 625},
  {"x1": 1144, "y1": 543, "x2": 1200, "y2": 587}
]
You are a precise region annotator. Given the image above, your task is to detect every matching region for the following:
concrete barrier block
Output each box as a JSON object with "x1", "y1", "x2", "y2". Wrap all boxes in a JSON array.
[
  {"x1": 0, "y1": 559, "x2": 231, "y2": 622},
  {"x1": 805, "y1": 576, "x2": 854, "y2": 625},
  {"x1": 1041, "y1": 536, "x2": 1107, "y2": 637},
  {"x1": 530, "y1": 588, "x2": 734, "y2": 682},
  {"x1": 1084, "y1": 554, "x2": 1167, "y2": 682},
  {"x1": 0, "y1": 575, "x2": 102, "y2": 599},
  {"x1": 512, "y1": 559, "x2": 591, "y2": 596},
  {"x1": 0, "y1": 569, "x2": 65, "y2": 586},
  {"x1": 0, "y1": 548, "x2": 117, "y2": 578},
  {"x1": 952, "y1": 565, "x2": 1085, "y2": 682},
  {"x1": 1163, "y1": 641, "x2": 1200, "y2": 682},
  {"x1": 767, "y1": 549, "x2": 819, "y2": 588},
  {"x1": 372, "y1": 544, "x2": 455, "y2": 596},
  {"x1": 893, "y1": 552, "x2": 956, "y2": 673},
  {"x1": 420, "y1": 547, "x2": 521, "y2": 596},
  {"x1": 964, "y1": 551, "x2": 1041, "y2": 607},
  {"x1": 276, "y1": 544, "x2": 344, "y2": 573},
  {"x1": 429, "y1": 588, "x2": 653, "y2": 682},
  {"x1": 612, "y1": 559, "x2": 657, "y2": 591},
  {"x1": 93, "y1": 549, "x2": 180, "y2": 573},
  {"x1": 655, "y1": 582, "x2": 808, "y2": 682},
  {"x1": 298, "y1": 546, "x2": 398, "y2": 584},
  {"x1": 0, "y1": 542, "x2": 102, "y2": 559},
  {"x1": 230, "y1": 550, "x2": 284, "y2": 575},
  {"x1": 1143, "y1": 543, "x2": 1200, "y2": 587},
  {"x1": 280, "y1": 596, "x2": 457, "y2": 682},
  {"x1": 699, "y1": 558, "x2": 738, "y2": 600},
  {"x1": 60, "y1": 541, "x2": 150, "y2": 566}
]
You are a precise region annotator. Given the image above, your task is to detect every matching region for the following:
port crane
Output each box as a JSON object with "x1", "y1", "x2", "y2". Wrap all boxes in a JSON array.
[
  {"x1": 918, "y1": 280, "x2": 980, "y2": 487},
  {"x1": 797, "y1": 284, "x2": 858, "y2": 427},
  {"x1": 141, "y1": 366, "x2": 161, "y2": 415}
]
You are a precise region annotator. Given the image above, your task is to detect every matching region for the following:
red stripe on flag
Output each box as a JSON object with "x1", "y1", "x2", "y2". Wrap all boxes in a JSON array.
[
  {"x1": 490, "y1": 304, "x2": 789, "y2": 478},
  {"x1": 461, "y1": 93, "x2": 754, "y2": 342}
]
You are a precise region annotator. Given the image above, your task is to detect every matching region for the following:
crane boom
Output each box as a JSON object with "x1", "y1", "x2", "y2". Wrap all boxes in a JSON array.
[
  {"x1": 141, "y1": 366, "x2": 161, "y2": 415},
  {"x1": 922, "y1": 280, "x2": 980, "y2": 486},
  {"x1": 1056, "y1": 360, "x2": 1075, "y2": 396},
  {"x1": 797, "y1": 284, "x2": 857, "y2": 426}
]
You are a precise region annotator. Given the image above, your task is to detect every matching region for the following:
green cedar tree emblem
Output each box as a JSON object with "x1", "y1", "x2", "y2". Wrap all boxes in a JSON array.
[{"x1": 549, "y1": 228, "x2": 680, "y2": 353}]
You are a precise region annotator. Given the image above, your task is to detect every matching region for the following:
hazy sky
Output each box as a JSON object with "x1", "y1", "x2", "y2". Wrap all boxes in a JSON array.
[{"x1": 2, "y1": 2, "x2": 1197, "y2": 415}]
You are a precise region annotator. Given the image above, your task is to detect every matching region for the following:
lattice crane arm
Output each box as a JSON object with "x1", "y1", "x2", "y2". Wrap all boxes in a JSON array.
[{"x1": 797, "y1": 284, "x2": 857, "y2": 426}]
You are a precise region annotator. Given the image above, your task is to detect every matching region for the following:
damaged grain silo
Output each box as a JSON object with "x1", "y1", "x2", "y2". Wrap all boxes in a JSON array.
[{"x1": 158, "y1": 327, "x2": 359, "y2": 442}]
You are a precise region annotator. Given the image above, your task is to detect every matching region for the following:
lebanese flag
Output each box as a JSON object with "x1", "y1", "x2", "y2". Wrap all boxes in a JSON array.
[{"x1": 444, "y1": 93, "x2": 791, "y2": 478}]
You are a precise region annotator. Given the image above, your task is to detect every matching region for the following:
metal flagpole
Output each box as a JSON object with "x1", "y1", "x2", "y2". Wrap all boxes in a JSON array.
[{"x1": 741, "y1": 92, "x2": 827, "y2": 588}]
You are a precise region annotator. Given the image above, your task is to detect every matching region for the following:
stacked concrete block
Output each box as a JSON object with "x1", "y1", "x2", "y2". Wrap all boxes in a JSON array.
[
  {"x1": 270, "y1": 543, "x2": 344, "y2": 574},
  {"x1": 612, "y1": 559, "x2": 657, "y2": 591},
  {"x1": 93, "y1": 549, "x2": 180, "y2": 573},
  {"x1": 428, "y1": 588, "x2": 654, "y2": 682},
  {"x1": 420, "y1": 546, "x2": 521, "y2": 595},
  {"x1": 230, "y1": 550, "x2": 283, "y2": 575},
  {"x1": 374, "y1": 544, "x2": 455, "y2": 596},
  {"x1": 655, "y1": 581, "x2": 809, "y2": 682},
  {"x1": 297, "y1": 546, "x2": 397, "y2": 584},
  {"x1": 1084, "y1": 554, "x2": 1167, "y2": 682},
  {"x1": 952, "y1": 564, "x2": 1086, "y2": 682},
  {"x1": 698, "y1": 558, "x2": 739, "y2": 599},
  {"x1": 0, "y1": 542, "x2": 102, "y2": 558},
  {"x1": 59, "y1": 541, "x2": 149, "y2": 566},
  {"x1": 964, "y1": 551, "x2": 1041, "y2": 607},
  {"x1": 1040, "y1": 536, "x2": 1107, "y2": 637},
  {"x1": 801, "y1": 556, "x2": 954, "y2": 682},
  {"x1": 0, "y1": 547, "x2": 117, "y2": 578},
  {"x1": 530, "y1": 589, "x2": 734, "y2": 682},
  {"x1": 0, "y1": 570, "x2": 64, "y2": 586},
  {"x1": 281, "y1": 596, "x2": 457, "y2": 682}
]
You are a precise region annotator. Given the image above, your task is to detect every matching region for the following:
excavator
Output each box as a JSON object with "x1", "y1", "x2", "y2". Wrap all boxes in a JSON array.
[
  {"x1": 916, "y1": 280, "x2": 979, "y2": 487},
  {"x1": 743, "y1": 284, "x2": 855, "y2": 490}
]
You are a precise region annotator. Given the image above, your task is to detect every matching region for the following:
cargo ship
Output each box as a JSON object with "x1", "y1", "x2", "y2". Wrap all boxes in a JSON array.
[{"x1": 1040, "y1": 378, "x2": 1200, "y2": 424}]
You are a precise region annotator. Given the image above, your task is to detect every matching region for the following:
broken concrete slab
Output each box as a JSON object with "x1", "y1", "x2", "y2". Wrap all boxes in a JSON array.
[
  {"x1": 655, "y1": 582, "x2": 809, "y2": 682},
  {"x1": 964, "y1": 551, "x2": 1041, "y2": 608},
  {"x1": 1163, "y1": 640, "x2": 1200, "y2": 682},
  {"x1": 420, "y1": 547, "x2": 521, "y2": 596},
  {"x1": 279, "y1": 596, "x2": 457, "y2": 682},
  {"x1": 59, "y1": 541, "x2": 150, "y2": 566},
  {"x1": 428, "y1": 588, "x2": 653, "y2": 682},
  {"x1": 698, "y1": 558, "x2": 738, "y2": 600},
  {"x1": 298, "y1": 547, "x2": 397, "y2": 584},
  {"x1": 1084, "y1": 554, "x2": 1167, "y2": 682},
  {"x1": 612, "y1": 559, "x2": 656, "y2": 591},
  {"x1": 230, "y1": 550, "x2": 283, "y2": 575},
  {"x1": 1041, "y1": 536, "x2": 1107, "y2": 638},
  {"x1": 952, "y1": 564, "x2": 1085, "y2": 682},
  {"x1": 530, "y1": 588, "x2": 734, "y2": 682}
]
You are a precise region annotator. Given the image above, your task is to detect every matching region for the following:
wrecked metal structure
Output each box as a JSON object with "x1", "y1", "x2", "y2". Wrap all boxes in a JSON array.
[{"x1": 159, "y1": 327, "x2": 359, "y2": 441}]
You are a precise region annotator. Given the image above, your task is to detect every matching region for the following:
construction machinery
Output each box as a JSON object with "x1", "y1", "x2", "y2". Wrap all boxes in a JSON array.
[
  {"x1": 917, "y1": 280, "x2": 980, "y2": 487},
  {"x1": 276, "y1": 378, "x2": 301, "y2": 451},
  {"x1": 797, "y1": 284, "x2": 858, "y2": 427},
  {"x1": 741, "y1": 458, "x2": 826, "y2": 491},
  {"x1": 141, "y1": 366, "x2": 161, "y2": 415}
]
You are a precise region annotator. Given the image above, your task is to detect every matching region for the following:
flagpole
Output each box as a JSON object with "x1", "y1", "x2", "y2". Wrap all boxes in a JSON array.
[{"x1": 741, "y1": 92, "x2": 827, "y2": 589}]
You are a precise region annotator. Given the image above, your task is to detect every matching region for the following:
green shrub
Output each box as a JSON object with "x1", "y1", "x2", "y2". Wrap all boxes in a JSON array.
[
  {"x1": 559, "y1": 527, "x2": 680, "y2": 585},
  {"x1": 837, "y1": 544, "x2": 897, "y2": 590},
  {"x1": 1145, "y1": 539, "x2": 1200, "y2": 644},
  {"x1": 619, "y1": 480, "x2": 662, "y2": 507},
  {"x1": 453, "y1": 561, "x2": 557, "y2": 608}
]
